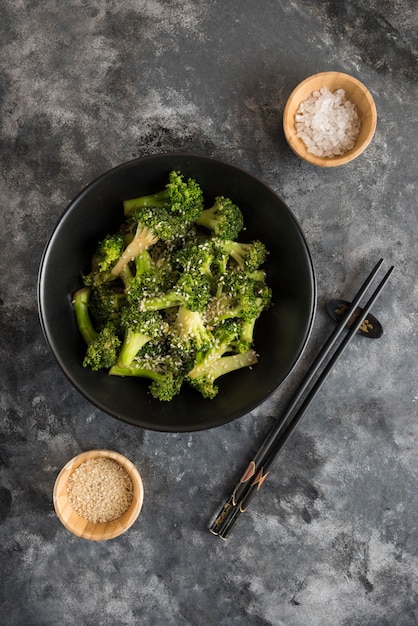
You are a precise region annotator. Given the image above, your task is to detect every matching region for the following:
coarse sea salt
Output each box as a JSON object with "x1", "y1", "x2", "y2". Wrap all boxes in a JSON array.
[{"x1": 295, "y1": 87, "x2": 361, "y2": 157}]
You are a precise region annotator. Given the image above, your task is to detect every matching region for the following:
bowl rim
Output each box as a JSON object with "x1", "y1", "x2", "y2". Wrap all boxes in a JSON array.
[
  {"x1": 283, "y1": 71, "x2": 377, "y2": 167},
  {"x1": 53, "y1": 449, "x2": 144, "y2": 540},
  {"x1": 38, "y1": 152, "x2": 317, "y2": 431}
]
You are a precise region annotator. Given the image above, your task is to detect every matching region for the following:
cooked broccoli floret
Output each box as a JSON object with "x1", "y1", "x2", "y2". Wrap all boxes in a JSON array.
[
  {"x1": 236, "y1": 319, "x2": 258, "y2": 353},
  {"x1": 73, "y1": 288, "x2": 122, "y2": 370},
  {"x1": 83, "y1": 323, "x2": 121, "y2": 371},
  {"x1": 134, "y1": 248, "x2": 157, "y2": 276},
  {"x1": 123, "y1": 170, "x2": 204, "y2": 222},
  {"x1": 131, "y1": 246, "x2": 179, "y2": 302},
  {"x1": 110, "y1": 206, "x2": 183, "y2": 278},
  {"x1": 173, "y1": 237, "x2": 221, "y2": 294},
  {"x1": 216, "y1": 239, "x2": 267, "y2": 272},
  {"x1": 89, "y1": 284, "x2": 126, "y2": 330},
  {"x1": 194, "y1": 196, "x2": 244, "y2": 240},
  {"x1": 139, "y1": 270, "x2": 212, "y2": 313},
  {"x1": 82, "y1": 233, "x2": 126, "y2": 287},
  {"x1": 117, "y1": 307, "x2": 168, "y2": 368},
  {"x1": 126, "y1": 254, "x2": 178, "y2": 305},
  {"x1": 187, "y1": 319, "x2": 258, "y2": 398},
  {"x1": 189, "y1": 350, "x2": 258, "y2": 399},
  {"x1": 175, "y1": 238, "x2": 215, "y2": 278},
  {"x1": 205, "y1": 271, "x2": 272, "y2": 327},
  {"x1": 170, "y1": 306, "x2": 214, "y2": 360},
  {"x1": 128, "y1": 206, "x2": 185, "y2": 242},
  {"x1": 127, "y1": 272, "x2": 174, "y2": 305},
  {"x1": 109, "y1": 360, "x2": 183, "y2": 401},
  {"x1": 94, "y1": 233, "x2": 126, "y2": 272},
  {"x1": 83, "y1": 267, "x2": 116, "y2": 288}
]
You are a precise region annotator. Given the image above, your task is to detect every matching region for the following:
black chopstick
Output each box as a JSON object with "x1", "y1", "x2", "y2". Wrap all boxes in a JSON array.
[
  {"x1": 209, "y1": 258, "x2": 386, "y2": 536},
  {"x1": 209, "y1": 260, "x2": 394, "y2": 540},
  {"x1": 210, "y1": 258, "x2": 384, "y2": 530}
]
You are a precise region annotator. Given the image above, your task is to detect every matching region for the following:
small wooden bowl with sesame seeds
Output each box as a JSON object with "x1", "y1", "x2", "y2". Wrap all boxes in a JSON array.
[{"x1": 53, "y1": 449, "x2": 144, "y2": 541}]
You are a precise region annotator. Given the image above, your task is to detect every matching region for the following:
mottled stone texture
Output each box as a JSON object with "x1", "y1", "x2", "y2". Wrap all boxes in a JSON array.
[{"x1": 1, "y1": 1, "x2": 417, "y2": 625}]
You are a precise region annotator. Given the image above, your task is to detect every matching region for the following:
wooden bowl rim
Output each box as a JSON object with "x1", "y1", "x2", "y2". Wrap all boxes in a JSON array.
[
  {"x1": 53, "y1": 449, "x2": 144, "y2": 540},
  {"x1": 283, "y1": 71, "x2": 377, "y2": 167}
]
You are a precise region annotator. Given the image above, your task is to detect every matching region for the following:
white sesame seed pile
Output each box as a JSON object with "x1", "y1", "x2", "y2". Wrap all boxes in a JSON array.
[{"x1": 67, "y1": 457, "x2": 134, "y2": 524}]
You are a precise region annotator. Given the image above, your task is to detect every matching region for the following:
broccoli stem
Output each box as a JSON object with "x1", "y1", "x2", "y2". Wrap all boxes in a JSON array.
[
  {"x1": 240, "y1": 318, "x2": 257, "y2": 346},
  {"x1": 194, "y1": 205, "x2": 219, "y2": 232},
  {"x1": 188, "y1": 349, "x2": 258, "y2": 381},
  {"x1": 72, "y1": 287, "x2": 98, "y2": 345},
  {"x1": 123, "y1": 190, "x2": 170, "y2": 216},
  {"x1": 111, "y1": 224, "x2": 159, "y2": 278},
  {"x1": 174, "y1": 307, "x2": 207, "y2": 338},
  {"x1": 109, "y1": 363, "x2": 182, "y2": 401},
  {"x1": 194, "y1": 196, "x2": 244, "y2": 240},
  {"x1": 221, "y1": 241, "x2": 246, "y2": 267},
  {"x1": 135, "y1": 249, "x2": 156, "y2": 275},
  {"x1": 119, "y1": 264, "x2": 134, "y2": 288},
  {"x1": 109, "y1": 363, "x2": 163, "y2": 382},
  {"x1": 139, "y1": 294, "x2": 185, "y2": 312},
  {"x1": 116, "y1": 329, "x2": 152, "y2": 368}
]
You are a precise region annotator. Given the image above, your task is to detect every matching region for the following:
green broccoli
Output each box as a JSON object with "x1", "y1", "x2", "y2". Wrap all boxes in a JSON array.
[
  {"x1": 110, "y1": 206, "x2": 184, "y2": 278},
  {"x1": 236, "y1": 319, "x2": 258, "y2": 354},
  {"x1": 187, "y1": 319, "x2": 258, "y2": 398},
  {"x1": 83, "y1": 323, "x2": 121, "y2": 371},
  {"x1": 138, "y1": 270, "x2": 212, "y2": 313},
  {"x1": 170, "y1": 307, "x2": 214, "y2": 361},
  {"x1": 194, "y1": 196, "x2": 244, "y2": 240},
  {"x1": 109, "y1": 359, "x2": 183, "y2": 401},
  {"x1": 82, "y1": 233, "x2": 126, "y2": 287},
  {"x1": 205, "y1": 271, "x2": 272, "y2": 327},
  {"x1": 126, "y1": 256, "x2": 178, "y2": 306},
  {"x1": 189, "y1": 350, "x2": 258, "y2": 399},
  {"x1": 72, "y1": 287, "x2": 99, "y2": 345},
  {"x1": 174, "y1": 238, "x2": 215, "y2": 277},
  {"x1": 134, "y1": 247, "x2": 158, "y2": 276},
  {"x1": 123, "y1": 170, "x2": 204, "y2": 221},
  {"x1": 94, "y1": 233, "x2": 126, "y2": 272},
  {"x1": 117, "y1": 307, "x2": 168, "y2": 368},
  {"x1": 72, "y1": 287, "x2": 122, "y2": 370},
  {"x1": 72, "y1": 170, "x2": 272, "y2": 402},
  {"x1": 89, "y1": 284, "x2": 126, "y2": 330},
  {"x1": 173, "y1": 237, "x2": 221, "y2": 295},
  {"x1": 215, "y1": 239, "x2": 267, "y2": 272}
]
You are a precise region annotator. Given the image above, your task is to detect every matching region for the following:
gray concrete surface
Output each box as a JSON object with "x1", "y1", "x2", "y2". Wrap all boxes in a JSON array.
[{"x1": 1, "y1": 1, "x2": 417, "y2": 624}]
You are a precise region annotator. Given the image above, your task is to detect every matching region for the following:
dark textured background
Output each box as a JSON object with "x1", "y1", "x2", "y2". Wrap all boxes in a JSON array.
[{"x1": 1, "y1": 1, "x2": 417, "y2": 624}]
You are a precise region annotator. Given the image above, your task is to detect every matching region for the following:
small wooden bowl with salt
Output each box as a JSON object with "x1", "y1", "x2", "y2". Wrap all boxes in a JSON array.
[
  {"x1": 283, "y1": 71, "x2": 377, "y2": 166},
  {"x1": 53, "y1": 450, "x2": 144, "y2": 540}
]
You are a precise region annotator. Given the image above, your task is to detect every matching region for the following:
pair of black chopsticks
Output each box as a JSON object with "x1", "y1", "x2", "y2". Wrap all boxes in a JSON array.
[{"x1": 210, "y1": 259, "x2": 394, "y2": 540}]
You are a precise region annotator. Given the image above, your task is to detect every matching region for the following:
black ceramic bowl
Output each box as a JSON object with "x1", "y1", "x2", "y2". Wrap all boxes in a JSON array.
[{"x1": 38, "y1": 153, "x2": 316, "y2": 432}]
